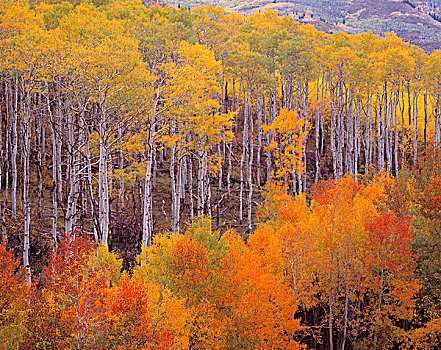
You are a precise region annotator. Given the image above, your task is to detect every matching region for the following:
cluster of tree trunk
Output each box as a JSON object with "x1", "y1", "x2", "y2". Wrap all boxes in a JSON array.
[{"x1": 1, "y1": 1, "x2": 441, "y2": 279}]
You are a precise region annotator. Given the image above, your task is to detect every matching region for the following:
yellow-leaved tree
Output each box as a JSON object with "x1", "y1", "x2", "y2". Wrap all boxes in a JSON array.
[{"x1": 264, "y1": 108, "x2": 306, "y2": 192}]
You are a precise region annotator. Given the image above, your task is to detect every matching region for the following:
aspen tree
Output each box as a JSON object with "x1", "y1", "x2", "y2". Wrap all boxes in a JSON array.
[{"x1": 0, "y1": 2, "x2": 48, "y2": 283}]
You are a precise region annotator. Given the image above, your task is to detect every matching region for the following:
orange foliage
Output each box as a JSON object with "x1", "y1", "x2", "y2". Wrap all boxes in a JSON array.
[{"x1": 0, "y1": 243, "x2": 27, "y2": 347}]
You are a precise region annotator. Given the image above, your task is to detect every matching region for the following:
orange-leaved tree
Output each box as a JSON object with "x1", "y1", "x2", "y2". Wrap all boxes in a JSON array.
[
  {"x1": 258, "y1": 175, "x2": 420, "y2": 349},
  {"x1": 0, "y1": 243, "x2": 28, "y2": 349},
  {"x1": 138, "y1": 216, "x2": 305, "y2": 349},
  {"x1": 28, "y1": 234, "x2": 121, "y2": 349}
]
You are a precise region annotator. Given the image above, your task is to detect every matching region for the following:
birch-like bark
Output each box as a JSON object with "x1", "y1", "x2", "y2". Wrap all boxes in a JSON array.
[
  {"x1": 11, "y1": 78, "x2": 18, "y2": 219},
  {"x1": 205, "y1": 148, "x2": 211, "y2": 218},
  {"x1": 98, "y1": 87, "x2": 110, "y2": 246},
  {"x1": 424, "y1": 89, "x2": 428, "y2": 151},
  {"x1": 330, "y1": 77, "x2": 337, "y2": 179},
  {"x1": 188, "y1": 135, "x2": 194, "y2": 220},
  {"x1": 247, "y1": 86, "x2": 254, "y2": 233},
  {"x1": 302, "y1": 81, "x2": 309, "y2": 191},
  {"x1": 1, "y1": 81, "x2": 10, "y2": 243},
  {"x1": 217, "y1": 142, "x2": 223, "y2": 191},
  {"x1": 239, "y1": 83, "x2": 249, "y2": 223},
  {"x1": 5, "y1": 81, "x2": 11, "y2": 213},
  {"x1": 142, "y1": 102, "x2": 157, "y2": 246},
  {"x1": 256, "y1": 85, "x2": 263, "y2": 188},
  {"x1": 180, "y1": 152, "x2": 186, "y2": 210},
  {"x1": 400, "y1": 89, "x2": 406, "y2": 167},
  {"x1": 435, "y1": 91, "x2": 440, "y2": 148},
  {"x1": 197, "y1": 148, "x2": 205, "y2": 217},
  {"x1": 386, "y1": 83, "x2": 392, "y2": 172},
  {"x1": 170, "y1": 123, "x2": 182, "y2": 234},
  {"x1": 118, "y1": 125, "x2": 125, "y2": 206},
  {"x1": 377, "y1": 89, "x2": 383, "y2": 172},
  {"x1": 266, "y1": 83, "x2": 277, "y2": 185},
  {"x1": 20, "y1": 77, "x2": 32, "y2": 284},
  {"x1": 413, "y1": 90, "x2": 419, "y2": 166},
  {"x1": 55, "y1": 84, "x2": 63, "y2": 212},
  {"x1": 336, "y1": 82, "x2": 344, "y2": 179},
  {"x1": 226, "y1": 78, "x2": 236, "y2": 196},
  {"x1": 355, "y1": 102, "x2": 360, "y2": 180},
  {"x1": 407, "y1": 81, "x2": 412, "y2": 126},
  {"x1": 369, "y1": 93, "x2": 373, "y2": 171},
  {"x1": 347, "y1": 90, "x2": 354, "y2": 175},
  {"x1": 381, "y1": 82, "x2": 388, "y2": 172},
  {"x1": 36, "y1": 93, "x2": 43, "y2": 221},
  {"x1": 85, "y1": 137, "x2": 99, "y2": 242},
  {"x1": 46, "y1": 84, "x2": 58, "y2": 247},
  {"x1": 295, "y1": 82, "x2": 302, "y2": 191},
  {"x1": 393, "y1": 86, "x2": 399, "y2": 175},
  {"x1": 315, "y1": 75, "x2": 322, "y2": 182},
  {"x1": 65, "y1": 109, "x2": 78, "y2": 235}
]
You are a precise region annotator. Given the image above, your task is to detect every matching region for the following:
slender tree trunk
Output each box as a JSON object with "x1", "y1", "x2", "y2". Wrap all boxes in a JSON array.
[
  {"x1": 407, "y1": 81, "x2": 412, "y2": 126},
  {"x1": 247, "y1": 86, "x2": 254, "y2": 233},
  {"x1": 55, "y1": 85, "x2": 63, "y2": 215},
  {"x1": 86, "y1": 138, "x2": 99, "y2": 242},
  {"x1": 47, "y1": 84, "x2": 59, "y2": 247},
  {"x1": 257, "y1": 85, "x2": 263, "y2": 188},
  {"x1": 21, "y1": 77, "x2": 32, "y2": 284},
  {"x1": 355, "y1": 101, "x2": 360, "y2": 180},
  {"x1": 330, "y1": 78, "x2": 337, "y2": 179},
  {"x1": 336, "y1": 82, "x2": 344, "y2": 179},
  {"x1": 226, "y1": 78, "x2": 236, "y2": 196},
  {"x1": 424, "y1": 89, "x2": 428, "y2": 152},
  {"x1": 239, "y1": 83, "x2": 249, "y2": 223},
  {"x1": 435, "y1": 91, "x2": 440, "y2": 149},
  {"x1": 142, "y1": 104, "x2": 156, "y2": 246},
  {"x1": 394, "y1": 86, "x2": 399, "y2": 175},
  {"x1": 369, "y1": 92, "x2": 373, "y2": 171},
  {"x1": 188, "y1": 136, "x2": 194, "y2": 220},
  {"x1": 302, "y1": 81, "x2": 309, "y2": 191},
  {"x1": 197, "y1": 143, "x2": 211, "y2": 218},
  {"x1": 98, "y1": 117, "x2": 110, "y2": 247},
  {"x1": 321, "y1": 77, "x2": 327, "y2": 155},
  {"x1": 377, "y1": 90, "x2": 383, "y2": 172},
  {"x1": 315, "y1": 76, "x2": 322, "y2": 182},
  {"x1": 400, "y1": 89, "x2": 406, "y2": 167},
  {"x1": 386, "y1": 83, "x2": 392, "y2": 172},
  {"x1": 266, "y1": 82, "x2": 277, "y2": 185},
  {"x1": 65, "y1": 110, "x2": 78, "y2": 235},
  {"x1": 347, "y1": 90, "x2": 354, "y2": 175},
  {"x1": 170, "y1": 123, "x2": 181, "y2": 234},
  {"x1": 413, "y1": 90, "x2": 419, "y2": 166},
  {"x1": 204, "y1": 148, "x2": 211, "y2": 217},
  {"x1": 36, "y1": 94, "x2": 43, "y2": 221},
  {"x1": 2, "y1": 81, "x2": 11, "y2": 244},
  {"x1": 11, "y1": 78, "x2": 18, "y2": 219},
  {"x1": 118, "y1": 125, "x2": 124, "y2": 206}
]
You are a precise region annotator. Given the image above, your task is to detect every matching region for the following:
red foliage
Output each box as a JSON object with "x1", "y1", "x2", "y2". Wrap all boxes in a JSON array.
[{"x1": 366, "y1": 212, "x2": 415, "y2": 271}]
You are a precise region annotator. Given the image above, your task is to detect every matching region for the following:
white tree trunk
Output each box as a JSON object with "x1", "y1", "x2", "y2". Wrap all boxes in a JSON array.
[
  {"x1": 11, "y1": 78, "x2": 18, "y2": 219},
  {"x1": 21, "y1": 77, "x2": 32, "y2": 284},
  {"x1": 98, "y1": 88, "x2": 110, "y2": 246},
  {"x1": 142, "y1": 105, "x2": 156, "y2": 246},
  {"x1": 413, "y1": 90, "x2": 419, "y2": 166}
]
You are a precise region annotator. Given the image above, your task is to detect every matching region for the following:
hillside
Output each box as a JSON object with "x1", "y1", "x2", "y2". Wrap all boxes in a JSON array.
[{"x1": 168, "y1": 0, "x2": 441, "y2": 52}]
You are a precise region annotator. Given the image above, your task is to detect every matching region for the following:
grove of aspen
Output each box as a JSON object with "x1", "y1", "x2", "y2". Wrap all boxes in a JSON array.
[{"x1": 0, "y1": 0, "x2": 441, "y2": 349}]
